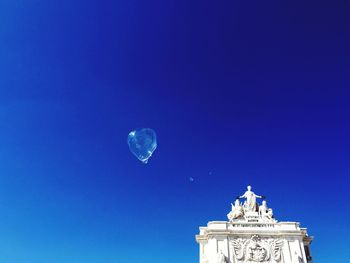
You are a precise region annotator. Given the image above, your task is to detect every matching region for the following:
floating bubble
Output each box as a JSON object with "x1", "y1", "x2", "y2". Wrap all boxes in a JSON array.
[
  {"x1": 189, "y1": 177, "x2": 194, "y2": 182},
  {"x1": 127, "y1": 128, "x2": 157, "y2": 163}
]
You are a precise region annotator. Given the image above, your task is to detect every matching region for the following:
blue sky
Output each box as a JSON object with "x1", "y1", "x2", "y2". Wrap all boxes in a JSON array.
[{"x1": 0, "y1": 0, "x2": 350, "y2": 262}]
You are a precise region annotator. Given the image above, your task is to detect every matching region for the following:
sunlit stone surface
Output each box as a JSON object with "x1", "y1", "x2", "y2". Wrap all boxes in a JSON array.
[{"x1": 196, "y1": 186, "x2": 313, "y2": 263}]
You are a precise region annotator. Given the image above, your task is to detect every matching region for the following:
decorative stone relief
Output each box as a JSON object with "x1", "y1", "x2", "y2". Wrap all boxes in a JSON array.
[{"x1": 231, "y1": 235, "x2": 283, "y2": 263}]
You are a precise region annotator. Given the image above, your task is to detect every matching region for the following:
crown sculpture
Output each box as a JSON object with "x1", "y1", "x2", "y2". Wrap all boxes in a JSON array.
[{"x1": 196, "y1": 186, "x2": 313, "y2": 263}]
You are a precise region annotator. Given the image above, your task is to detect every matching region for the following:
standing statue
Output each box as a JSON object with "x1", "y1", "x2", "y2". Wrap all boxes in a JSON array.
[{"x1": 239, "y1": 185, "x2": 263, "y2": 212}]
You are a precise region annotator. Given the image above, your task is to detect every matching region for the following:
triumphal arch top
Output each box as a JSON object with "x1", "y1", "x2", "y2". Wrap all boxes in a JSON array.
[{"x1": 195, "y1": 186, "x2": 313, "y2": 263}]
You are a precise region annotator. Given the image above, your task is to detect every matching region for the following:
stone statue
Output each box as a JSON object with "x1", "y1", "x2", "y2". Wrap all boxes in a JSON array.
[
  {"x1": 267, "y1": 208, "x2": 273, "y2": 219},
  {"x1": 259, "y1": 200, "x2": 268, "y2": 216},
  {"x1": 239, "y1": 185, "x2": 263, "y2": 212},
  {"x1": 259, "y1": 200, "x2": 274, "y2": 220},
  {"x1": 227, "y1": 199, "x2": 244, "y2": 221}
]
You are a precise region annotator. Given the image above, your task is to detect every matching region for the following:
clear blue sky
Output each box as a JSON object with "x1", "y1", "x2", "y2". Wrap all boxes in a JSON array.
[{"x1": 0, "y1": 0, "x2": 350, "y2": 262}]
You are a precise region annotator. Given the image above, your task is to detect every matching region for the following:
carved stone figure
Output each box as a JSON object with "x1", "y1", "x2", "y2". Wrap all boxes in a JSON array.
[
  {"x1": 247, "y1": 237, "x2": 268, "y2": 262},
  {"x1": 227, "y1": 199, "x2": 244, "y2": 221},
  {"x1": 259, "y1": 200, "x2": 268, "y2": 216},
  {"x1": 259, "y1": 200, "x2": 274, "y2": 220},
  {"x1": 267, "y1": 208, "x2": 273, "y2": 220},
  {"x1": 239, "y1": 185, "x2": 263, "y2": 212}
]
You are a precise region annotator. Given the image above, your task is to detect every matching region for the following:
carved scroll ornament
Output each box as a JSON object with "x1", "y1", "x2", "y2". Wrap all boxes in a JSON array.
[{"x1": 231, "y1": 235, "x2": 283, "y2": 263}]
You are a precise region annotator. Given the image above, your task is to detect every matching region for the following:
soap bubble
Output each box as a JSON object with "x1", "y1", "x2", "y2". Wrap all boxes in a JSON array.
[{"x1": 127, "y1": 128, "x2": 157, "y2": 163}]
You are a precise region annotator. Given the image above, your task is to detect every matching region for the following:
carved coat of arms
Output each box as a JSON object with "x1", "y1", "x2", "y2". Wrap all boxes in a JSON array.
[{"x1": 231, "y1": 235, "x2": 283, "y2": 263}]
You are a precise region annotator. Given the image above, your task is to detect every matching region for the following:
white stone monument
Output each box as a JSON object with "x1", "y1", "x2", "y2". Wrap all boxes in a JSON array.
[{"x1": 196, "y1": 186, "x2": 313, "y2": 263}]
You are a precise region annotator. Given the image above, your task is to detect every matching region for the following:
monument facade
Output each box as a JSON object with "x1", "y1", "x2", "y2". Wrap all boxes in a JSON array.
[{"x1": 196, "y1": 186, "x2": 313, "y2": 263}]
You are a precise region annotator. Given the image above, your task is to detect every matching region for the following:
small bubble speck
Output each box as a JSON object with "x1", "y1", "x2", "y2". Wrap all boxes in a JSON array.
[{"x1": 189, "y1": 177, "x2": 194, "y2": 182}]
